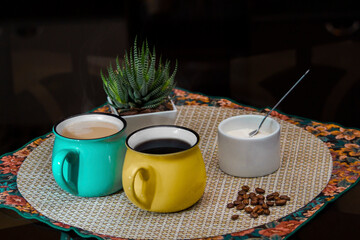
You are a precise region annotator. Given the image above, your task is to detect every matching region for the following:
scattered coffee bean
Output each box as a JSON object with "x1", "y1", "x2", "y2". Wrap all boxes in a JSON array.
[
  {"x1": 237, "y1": 195, "x2": 244, "y2": 201},
  {"x1": 250, "y1": 198, "x2": 258, "y2": 206},
  {"x1": 236, "y1": 203, "x2": 245, "y2": 210},
  {"x1": 266, "y1": 195, "x2": 275, "y2": 201},
  {"x1": 253, "y1": 205, "x2": 262, "y2": 213},
  {"x1": 275, "y1": 199, "x2": 287, "y2": 206},
  {"x1": 238, "y1": 190, "x2": 246, "y2": 196},
  {"x1": 227, "y1": 203, "x2": 235, "y2": 208},
  {"x1": 255, "y1": 188, "x2": 265, "y2": 194},
  {"x1": 280, "y1": 195, "x2": 291, "y2": 201},
  {"x1": 234, "y1": 200, "x2": 242, "y2": 205},
  {"x1": 227, "y1": 185, "x2": 291, "y2": 220},
  {"x1": 272, "y1": 192, "x2": 280, "y2": 197},
  {"x1": 257, "y1": 208, "x2": 264, "y2": 215},
  {"x1": 264, "y1": 209, "x2": 270, "y2": 215},
  {"x1": 244, "y1": 206, "x2": 253, "y2": 213},
  {"x1": 257, "y1": 194, "x2": 265, "y2": 200}
]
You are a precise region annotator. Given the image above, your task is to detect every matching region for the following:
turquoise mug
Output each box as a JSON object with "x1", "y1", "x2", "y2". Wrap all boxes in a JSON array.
[{"x1": 52, "y1": 113, "x2": 127, "y2": 197}]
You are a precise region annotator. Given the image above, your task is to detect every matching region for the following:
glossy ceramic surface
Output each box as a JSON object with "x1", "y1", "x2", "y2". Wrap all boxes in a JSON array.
[
  {"x1": 122, "y1": 125, "x2": 207, "y2": 212},
  {"x1": 52, "y1": 113, "x2": 127, "y2": 197},
  {"x1": 218, "y1": 115, "x2": 281, "y2": 177}
]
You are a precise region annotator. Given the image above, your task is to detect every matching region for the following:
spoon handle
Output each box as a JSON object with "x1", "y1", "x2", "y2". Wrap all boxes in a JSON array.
[{"x1": 257, "y1": 69, "x2": 310, "y2": 130}]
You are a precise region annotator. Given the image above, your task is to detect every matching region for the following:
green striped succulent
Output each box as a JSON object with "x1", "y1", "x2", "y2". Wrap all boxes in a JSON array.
[{"x1": 101, "y1": 38, "x2": 177, "y2": 112}]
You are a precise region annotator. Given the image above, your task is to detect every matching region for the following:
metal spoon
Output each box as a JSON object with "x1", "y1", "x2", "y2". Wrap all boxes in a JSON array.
[{"x1": 249, "y1": 69, "x2": 310, "y2": 137}]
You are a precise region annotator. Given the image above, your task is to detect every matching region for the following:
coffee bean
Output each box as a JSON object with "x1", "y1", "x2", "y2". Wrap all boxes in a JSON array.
[
  {"x1": 272, "y1": 192, "x2": 280, "y2": 197},
  {"x1": 244, "y1": 206, "x2": 253, "y2": 213},
  {"x1": 237, "y1": 195, "x2": 244, "y2": 201},
  {"x1": 266, "y1": 192, "x2": 279, "y2": 199},
  {"x1": 234, "y1": 200, "x2": 242, "y2": 205},
  {"x1": 280, "y1": 195, "x2": 291, "y2": 201},
  {"x1": 249, "y1": 192, "x2": 256, "y2": 198},
  {"x1": 243, "y1": 199, "x2": 249, "y2": 205},
  {"x1": 253, "y1": 205, "x2": 262, "y2": 213},
  {"x1": 250, "y1": 212, "x2": 259, "y2": 218},
  {"x1": 266, "y1": 195, "x2": 275, "y2": 201},
  {"x1": 250, "y1": 199, "x2": 258, "y2": 206},
  {"x1": 257, "y1": 194, "x2": 265, "y2": 200},
  {"x1": 275, "y1": 199, "x2": 287, "y2": 206},
  {"x1": 264, "y1": 209, "x2": 270, "y2": 215},
  {"x1": 255, "y1": 188, "x2": 265, "y2": 194},
  {"x1": 241, "y1": 185, "x2": 250, "y2": 192},
  {"x1": 257, "y1": 208, "x2": 264, "y2": 215},
  {"x1": 231, "y1": 214, "x2": 239, "y2": 220},
  {"x1": 243, "y1": 193, "x2": 250, "y2": 199},
  {"x1": 236, "y1": 203, "x2": 245, "y2": 210},
  {"x1": 250, "y1": 196, "x2": 258, "y2": 201},
  {"x1": 227, "y1": 203, "x2": 235, "y2": 208},
  {"x1": 266, "y1": 201, "x2": 274, "y2": 206},
  {"x1": 258, "y1": 199, "x2": 265, "y2": 205},
  {"x1": 262, "y1": 203, "x2": 269, "y2": 209},
  {"x1": 238, "y1": 190, "x2": 246, "y2": 196}
]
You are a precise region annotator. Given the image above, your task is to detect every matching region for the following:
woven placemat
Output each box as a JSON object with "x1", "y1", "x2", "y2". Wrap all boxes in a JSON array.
[{"x1": 17, "y1": 105, "x2": 332, "y2": 239}]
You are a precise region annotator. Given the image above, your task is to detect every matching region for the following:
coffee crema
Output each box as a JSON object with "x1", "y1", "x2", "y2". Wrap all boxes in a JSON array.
[
  {"x1": 61, "y1": 121, "x2": 120, "y2": 139},
  {"x1": 134, "y1": 138, "x2": 192, "y2": 154}
]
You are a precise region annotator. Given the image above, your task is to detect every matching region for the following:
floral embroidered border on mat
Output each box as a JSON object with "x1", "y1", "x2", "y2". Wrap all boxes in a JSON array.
[{"x1": 0, "y1": 88, "x2": 359, "y2": 240}]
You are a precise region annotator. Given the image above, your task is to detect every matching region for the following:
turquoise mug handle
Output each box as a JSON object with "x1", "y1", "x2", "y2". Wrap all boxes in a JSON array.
[{"x1": 52, "y1": 149, "x2": 78, "y2": 195}]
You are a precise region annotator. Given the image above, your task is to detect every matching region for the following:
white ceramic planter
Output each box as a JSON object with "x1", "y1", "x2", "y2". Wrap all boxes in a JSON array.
[{"x1": 107, "y1": 97, "x2": 178, "y2": 135}]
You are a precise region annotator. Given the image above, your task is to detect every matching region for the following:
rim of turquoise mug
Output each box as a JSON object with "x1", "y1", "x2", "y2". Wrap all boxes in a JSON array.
[
  {"x1": 126, "y1": 125, "x2": 200, "y2": 155},
  {"x1": 53, "y1": 112, "x2": 127, "y2": 141}
]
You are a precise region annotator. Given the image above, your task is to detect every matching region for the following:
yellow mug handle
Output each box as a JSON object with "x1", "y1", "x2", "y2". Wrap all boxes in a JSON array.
[{"x1": 129, "y1": 166, "x2": 155, "y2": 210}]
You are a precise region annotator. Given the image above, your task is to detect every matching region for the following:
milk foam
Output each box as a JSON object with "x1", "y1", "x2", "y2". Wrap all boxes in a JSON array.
[{"x1": 61, "y1": 121, "x2": 120, "y2": 139}]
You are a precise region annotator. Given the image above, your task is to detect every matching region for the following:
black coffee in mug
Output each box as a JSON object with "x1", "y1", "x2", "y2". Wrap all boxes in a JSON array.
[{"x1": 134, "y1": 138, "x2": 191, "y2": 154}]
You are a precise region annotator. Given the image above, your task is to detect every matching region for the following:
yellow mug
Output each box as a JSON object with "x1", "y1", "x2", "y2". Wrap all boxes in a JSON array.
[{"x1": 122, "y1": 125, "x2": 207, "y2": 213}]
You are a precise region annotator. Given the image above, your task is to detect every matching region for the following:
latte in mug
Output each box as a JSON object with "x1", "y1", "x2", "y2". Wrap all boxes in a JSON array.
[
  {"x1": 56, "y1": 113, "x2": 124, "y2": 140},
  {"x1": 52, "y1": 113, "x2": 127, "y2": 197},
  {"x1": 61, "y1": 121, "x2": 120, "y2": 139}
]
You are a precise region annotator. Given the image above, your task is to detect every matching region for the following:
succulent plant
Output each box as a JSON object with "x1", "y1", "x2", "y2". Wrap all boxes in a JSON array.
[{"x1": 101, "y1": 38, "x2": 177, "y2": 112}]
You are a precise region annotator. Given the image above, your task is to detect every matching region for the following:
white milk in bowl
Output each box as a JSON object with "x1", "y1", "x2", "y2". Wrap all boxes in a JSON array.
[{"x1": 226, "y1": 128, "x2": 271, "y2": 138}]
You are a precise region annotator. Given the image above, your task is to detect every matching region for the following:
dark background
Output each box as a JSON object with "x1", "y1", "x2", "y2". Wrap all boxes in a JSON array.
[{"x1": 1, "y1": 0, "x2": 360, "y2": 239}]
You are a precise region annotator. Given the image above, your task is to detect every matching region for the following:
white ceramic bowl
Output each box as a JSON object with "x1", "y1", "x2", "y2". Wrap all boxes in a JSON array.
[{"x1": 217, "y1": 115, "x2": 281, "y2": 177}]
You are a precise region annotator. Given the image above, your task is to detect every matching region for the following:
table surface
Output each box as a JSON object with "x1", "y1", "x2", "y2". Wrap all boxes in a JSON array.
[{"x1": 1, "y1": 88, "x2": 360, "y2": 240}]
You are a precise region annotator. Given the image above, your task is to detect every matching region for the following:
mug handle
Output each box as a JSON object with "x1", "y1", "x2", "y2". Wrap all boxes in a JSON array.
[
  {"x1": 129, "y1": 166, "x2": 155, "y2": 210},
  {"x1": 52, "y1": 150, "x2": 78, "y2": 195}
]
